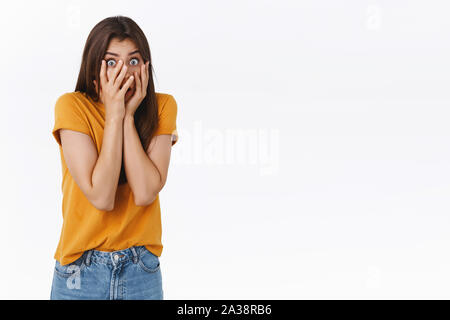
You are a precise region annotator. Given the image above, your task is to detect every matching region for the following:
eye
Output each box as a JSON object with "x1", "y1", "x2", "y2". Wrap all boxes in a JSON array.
[
  {"x1": 130, "y1": 57, "x2": 139, "y2": 66},
  {"x1": 106, "y1": 59, "x2": 116, "y2": 67}
]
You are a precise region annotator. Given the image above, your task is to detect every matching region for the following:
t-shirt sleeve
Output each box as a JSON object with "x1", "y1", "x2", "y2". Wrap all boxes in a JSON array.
[
  {"x1": 154, "y1": 94, "x2": 179, "y2": 146},
  {"x1": 52, "y1": 93, "x2": 91, "y2": 147}
]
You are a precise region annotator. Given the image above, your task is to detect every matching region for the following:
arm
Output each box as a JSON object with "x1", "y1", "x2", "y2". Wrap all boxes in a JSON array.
[
  {"x1": 123, "y1": 114, "x2": 172, "y2": 206},
  {"x1": 60, "y1": 115, "x2": 124, "y2": 211}
]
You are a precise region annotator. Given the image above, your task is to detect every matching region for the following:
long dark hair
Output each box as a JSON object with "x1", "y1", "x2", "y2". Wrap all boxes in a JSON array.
[{"x1": 75, "y1": 15, "x2": 159, "y2": 185}]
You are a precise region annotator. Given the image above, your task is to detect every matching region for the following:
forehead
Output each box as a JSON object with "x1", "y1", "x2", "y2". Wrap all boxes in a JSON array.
[{"x1": 105, "y1": 38, "x2": 140, "y2": 55}]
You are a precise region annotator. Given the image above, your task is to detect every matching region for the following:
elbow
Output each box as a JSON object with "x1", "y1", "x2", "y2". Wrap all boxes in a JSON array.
[
  {"x1": 134, "y1": 179, "x2": 165, "y2": 206},
  {"x1": 134, "y1": 193, "x2": 157, "y2": 207},
  {"x1": 92, "y1": 197, "x2": 115, "y2": 212},
  {"x1": 83, "y1": 184, "x2": 116, "y2": 211},
  {"x1": 100, "y1": 202, "x2": 115, "y2": 212}
]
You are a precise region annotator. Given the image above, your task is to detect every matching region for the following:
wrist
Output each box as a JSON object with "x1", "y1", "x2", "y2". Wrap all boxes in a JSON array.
[
  {"x1": 105, "y1": 107, "x2": 125, "y2": 121},
  {"x1": 124, "y1": 113, "x2": 135, "y2": 123},
  {"x1": 105, "y1": 113, "x2": 124, "y2": 124},
  {"x1": 123, "y1": 114, "x2": 135, "y2": 129}
]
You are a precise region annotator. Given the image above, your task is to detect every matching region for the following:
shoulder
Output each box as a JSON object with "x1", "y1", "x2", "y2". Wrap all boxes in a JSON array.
[
  {"x1": 55, "y1": 91, "x2": 77, "y2": 104},
  {"x1": 155, "y1": 92, "x2": 177, "y2": 115},
  {"x1": 55, "y1": 91, "x2": 86, "y2": 107},
  {"x1": 155, "y1": 92, "x2": 175, "y2": 102},
  {"x1": 54, "y1": 91, "x2": 93, "y2": 114}
]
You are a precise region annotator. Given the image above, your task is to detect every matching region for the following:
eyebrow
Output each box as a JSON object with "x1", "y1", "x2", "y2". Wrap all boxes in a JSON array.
[{"x1": 105, "y1": 49, "x2": 140, "y2": 57}]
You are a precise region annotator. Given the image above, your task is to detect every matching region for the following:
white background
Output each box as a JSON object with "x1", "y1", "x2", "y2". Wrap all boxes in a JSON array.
[{"x1": 1, "y1": 0, "x2": 449, "y2": 299}]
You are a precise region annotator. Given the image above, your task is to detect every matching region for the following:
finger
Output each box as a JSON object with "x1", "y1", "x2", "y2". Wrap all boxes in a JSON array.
[
  {"x1": 110, "y1": 60, "x2": 124, "y2": 85},
  {"x1": 144, "y1": 61, "x2": 149, "y2": 79},
  {"x1": 107, "y1": 67, "x2": 112, "y2": 83},
  {"x1": 134, "y1": 71, "x2": 142, "y2": 93},
  {"x1": 119, "y1": 75, "x2": 134, "y2": 95},
  {"x1": 142, "y1": 62, "x2": 149, "y2": 89},
  {"x1": 99, "y1": 60, "x2": 107, "y2": 88},
  {"x1": 113, "y1": 61, "x2": 128, "y2": 90},
  {"x1": 139, "y1": 64, "x2": 145, "y2": 83}
]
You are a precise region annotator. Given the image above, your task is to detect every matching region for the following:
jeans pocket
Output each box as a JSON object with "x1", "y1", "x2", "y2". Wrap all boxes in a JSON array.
[
  {"x1": 54, "y1": 254, "x2": 86, "y2": 278},
  {"x1": 137, "y1": 247, "x2": 161, "y2": 273}
]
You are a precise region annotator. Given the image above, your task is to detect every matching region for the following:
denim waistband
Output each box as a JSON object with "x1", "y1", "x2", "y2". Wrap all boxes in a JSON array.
[{"x1": 83, "y1": 245, "x2": 147, "y2": 266}]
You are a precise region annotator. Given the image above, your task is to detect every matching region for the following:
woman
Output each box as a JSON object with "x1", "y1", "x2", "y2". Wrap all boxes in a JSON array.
[{"x1": 50, "y1": 16, "x2": 178, "y2": 300}]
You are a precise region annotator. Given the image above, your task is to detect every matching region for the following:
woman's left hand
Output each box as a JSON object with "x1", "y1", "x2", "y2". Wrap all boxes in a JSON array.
[{"x1": 125, "y1": 61, "x2": 150, "y2": 117}]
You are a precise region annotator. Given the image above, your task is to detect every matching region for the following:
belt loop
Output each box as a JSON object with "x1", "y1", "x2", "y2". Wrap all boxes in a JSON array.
[
  {"x1": 85, "y1": 250, "x2": 93, "y2": 266},
  {"x1": 130, "y1": 246, "x2": 138, "y2": 264}
]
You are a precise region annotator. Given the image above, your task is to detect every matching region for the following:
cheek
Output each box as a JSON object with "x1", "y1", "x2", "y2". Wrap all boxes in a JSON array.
[
  {"x1": 127, "y1": 63, "x2": 138, "y2": 70},
  {"x1": 131, "y1": 67, "x2": 141, "y2": 78},
  {"x1": 133, "y1": 63, "x2": 145, "y2": 74}
]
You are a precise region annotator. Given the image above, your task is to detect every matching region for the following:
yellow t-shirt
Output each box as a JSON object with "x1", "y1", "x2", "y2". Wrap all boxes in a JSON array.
[{"x1": 52, "y1": 91, "x2": 178, "y2": 265}]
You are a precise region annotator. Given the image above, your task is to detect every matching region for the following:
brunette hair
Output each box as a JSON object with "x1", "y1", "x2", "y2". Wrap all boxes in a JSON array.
[{"x1": 75, "y1": 15, "x2": 158, "y2": 185}]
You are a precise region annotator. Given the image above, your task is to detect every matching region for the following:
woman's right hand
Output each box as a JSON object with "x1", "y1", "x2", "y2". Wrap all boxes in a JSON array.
[{"x1": 96, "y1": 59, "x2": 134, "y2": 120}]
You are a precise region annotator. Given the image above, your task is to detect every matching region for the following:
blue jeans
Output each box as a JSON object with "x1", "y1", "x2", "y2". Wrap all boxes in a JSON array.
[{"x1": 50, "y1": 245, "x2": 163, "y2": 300}]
